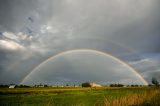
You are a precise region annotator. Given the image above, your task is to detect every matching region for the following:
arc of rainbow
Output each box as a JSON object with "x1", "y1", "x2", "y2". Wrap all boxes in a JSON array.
[{"x1": 20, "y1": 49, "x2": 148, "y2": 85}]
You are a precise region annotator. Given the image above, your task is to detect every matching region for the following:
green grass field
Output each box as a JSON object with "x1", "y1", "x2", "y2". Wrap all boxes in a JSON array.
[{"x1": 0, "y1": 87, "x2": 160, "y2": 106}]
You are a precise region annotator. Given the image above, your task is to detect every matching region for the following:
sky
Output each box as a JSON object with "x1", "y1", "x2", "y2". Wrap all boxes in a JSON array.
[{"x1": 0, "y1": 0, "x2": 160, "y2": 85}]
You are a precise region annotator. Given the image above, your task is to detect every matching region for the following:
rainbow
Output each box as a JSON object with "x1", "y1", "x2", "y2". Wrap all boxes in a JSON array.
[{"x1": 20, "y1": 49, "x2": 148, "y2": 85}]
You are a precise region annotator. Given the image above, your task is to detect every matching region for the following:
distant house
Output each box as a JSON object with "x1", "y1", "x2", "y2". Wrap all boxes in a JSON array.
[
  {"x1": 89, "y1": 82, "x2": 101, "y2": 87},
  {"x1": 82, "y1": 82, "x2": 101, "y2": 87},
  {"x1": 9, "y1": 84, "x2": 16, "y2": 88}
]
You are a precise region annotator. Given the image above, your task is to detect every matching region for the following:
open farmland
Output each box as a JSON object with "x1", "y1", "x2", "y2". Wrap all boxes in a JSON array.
[{"x1": 0, "y1": 87, "x2": 160, "y2": 106}]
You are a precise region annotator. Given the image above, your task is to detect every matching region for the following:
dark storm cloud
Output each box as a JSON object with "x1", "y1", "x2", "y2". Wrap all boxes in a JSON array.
[
  {"x1": 0, "y1": 0, "x2": 160, "y2": 84},
  {"x1": 0, "y1": 0, "x2": 33, "y2": 32},
  {"x1": 28, "y1": 17, "x2": 34, "y2": 23}
]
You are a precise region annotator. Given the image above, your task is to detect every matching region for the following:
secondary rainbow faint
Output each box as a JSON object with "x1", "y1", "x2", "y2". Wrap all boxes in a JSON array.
[{"x1": 20, "y1": 49, "x2": 148, "y2": 85}]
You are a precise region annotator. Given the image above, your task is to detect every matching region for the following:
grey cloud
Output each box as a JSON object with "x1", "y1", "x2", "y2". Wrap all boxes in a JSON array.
[
  {"x1": 0, "y1": 0, "x2": 39, "y2": 32},
  {"x1": 129, "y1": 55, "x2": 160, "y2": 83},
  {"x1": 0, "y1": 0, "x2": 160, "y2": 84},
  {"x1": 0, "y1": 0, "x2": 159, "y2": 52}
]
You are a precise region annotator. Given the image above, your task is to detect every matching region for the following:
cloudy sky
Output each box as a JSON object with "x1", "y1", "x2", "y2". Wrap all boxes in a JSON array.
[{"x1": 0, "y1": 0, "x2": 160, "y2": 85}]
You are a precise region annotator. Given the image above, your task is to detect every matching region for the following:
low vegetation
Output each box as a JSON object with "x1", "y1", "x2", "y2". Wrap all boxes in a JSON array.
[{"x1": 0, "y1": 86, "x2": 160, "y2": 106}]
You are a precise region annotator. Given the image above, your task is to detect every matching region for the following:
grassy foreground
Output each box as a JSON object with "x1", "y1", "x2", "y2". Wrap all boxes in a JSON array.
[{"x1": 0, "y1": 87, "x2": 160, "y2": 106}]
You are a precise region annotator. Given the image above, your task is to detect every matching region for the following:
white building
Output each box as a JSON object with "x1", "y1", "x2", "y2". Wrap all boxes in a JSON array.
[
  {"x1": 89, "y1": 82, "x2": 101, "y2": 87},
  {"x1": 9, "y1": 85, "x2": 16, "y2": 88}
]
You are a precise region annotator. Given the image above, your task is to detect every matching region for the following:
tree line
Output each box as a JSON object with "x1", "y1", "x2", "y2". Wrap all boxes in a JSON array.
[{"x1": 0, "y1": 77, "x2": 159, "y2": 88}]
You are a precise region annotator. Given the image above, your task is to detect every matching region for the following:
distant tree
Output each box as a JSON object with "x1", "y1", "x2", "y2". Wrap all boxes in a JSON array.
[
  {"x1": 0, "y1": 84, "x2": 9, "y2": 88},
  {"x1": 130, "y1": 85, "x2": 139, "y2": 87},
  {"x1": 152, "y1": 77, "x2": 159, "y2": 86},
  {"x1": 110, "y1": 84, "x2": 115, "y2": 87},
  {"x1": 118, "y1": 84, "x2": 124, "y2": 87},
  {"x1": 82, "y1": 82, "x2": 91, "y2": 87},
  {"x1": 17, "y1": 84, "x2": 30, "y2": 88},
  {"x1": 66, "y1": 83, "x2": 69, "y2": 86},
  {"x1": 44, "y1": 84, "x2": 48, "y2": 87},
  {"x1": 110, "y1": 84, "x2": 124, "y2": 87}
]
